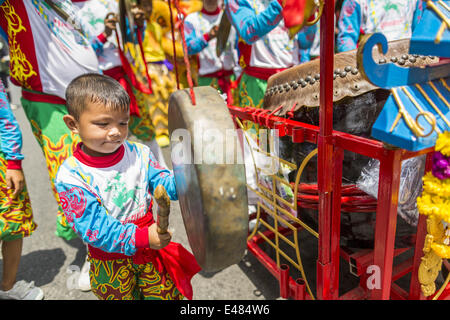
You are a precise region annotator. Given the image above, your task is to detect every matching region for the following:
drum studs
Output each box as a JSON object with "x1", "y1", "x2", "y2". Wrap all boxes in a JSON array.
[
  {"x1": 339, "y1": 71, "x2": 347, "y2": 78},
  {"x1": 314, "y1": 73, "x2": 320, "y2": 80},
  {"x1": 334, "y1": 68, "x2": 342, "y2": 74},
  {"x1": 351, "y1": 67, "x2": 358, "y2": 75},
  {"x1": 401, "y1": 54, "x2": 409, "y2": 60},
  {"x1": 300, "y1": 80, "x2": 307, "y2": 87},
  {"x1": 344, "y1": 66, "x2": 352, "y2": 72},
  {"x1": 305, "y1": 75, "x2": 312, "y2": 82},
  {"x1": 309, "y1": 78, "x2": 316, "y2": 85},
  {"x1": 398, "y1": 58, "x2": 406, "y2": 65},
  {"x1": 409, "y1": 56, "x2": 417, "y2": 63},
  {"x1": 390, "y1": 57, "x2": 398, "y2": 63},
  {"x1": 378, "y1": 58, "x2": 386, "y2": 64}
]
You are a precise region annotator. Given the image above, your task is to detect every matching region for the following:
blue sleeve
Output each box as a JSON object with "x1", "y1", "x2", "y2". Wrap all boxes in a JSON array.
[
  {"x1": 297, "y1": 24, "x2": 317, "y2": 49},
  {"x1": 412, "y1": 0, "x2": 426, "y2": 32},
  {"x1": 224, "y1": 0, "x2": 283, "y2": 44},
  {"x1": 55, "y1": 182, "x2": 140, "y2": 255},
  {"x1": 336, "y1": 0, "x2": 361, "y2": 52},
  {"x1": 184, "y1": 19, "x2": 209, "y2": 55},
  {"x1": 148, "y1": 152, "x2": 178, "y2": 201},
  {"x1": 89, "y1": 36, "x2": 105, "y2": 57},
  {"x1": 0, "y1": 81, "x2": 23, "y2": 161},
  {"x1": 126, "y1": 18, "x2": 146, "y2": 44}
]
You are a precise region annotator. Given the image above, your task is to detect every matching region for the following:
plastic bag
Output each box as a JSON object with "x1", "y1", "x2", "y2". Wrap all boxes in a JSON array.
[{"x1": 356, "y1": 155, "x2": 426, "y2": 227}]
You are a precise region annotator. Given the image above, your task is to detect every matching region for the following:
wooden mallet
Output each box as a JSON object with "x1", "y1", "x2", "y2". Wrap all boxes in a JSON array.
[{"x1": 154, "y1": 184, "x2": 171, "y2": 234}]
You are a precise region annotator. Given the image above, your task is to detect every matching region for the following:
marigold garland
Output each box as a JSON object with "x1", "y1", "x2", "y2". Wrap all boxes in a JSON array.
[
  {"x1": 435, "y1": 131, "x2": 450, "y2": 157},
  {"x1": 417, "y1": 131, "x2": 450, "y2": 255}
]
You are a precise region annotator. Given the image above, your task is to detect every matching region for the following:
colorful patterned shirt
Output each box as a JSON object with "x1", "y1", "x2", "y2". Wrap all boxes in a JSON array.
[
  {"x1": 55, "y1": 141, "x2": 178, "y2": 256},
  {"x1": 0, "y1": 0, "x2": 99, "y2": 99},
  {"x1": 184, "y1": 8, "x2": 238, "y2": 75},
  {"x1": 0, "y1": 80, "x2": 23, "y2": 169},
  {"x1": 336, "y1": 0, "x2": 425, "y2": 52}
]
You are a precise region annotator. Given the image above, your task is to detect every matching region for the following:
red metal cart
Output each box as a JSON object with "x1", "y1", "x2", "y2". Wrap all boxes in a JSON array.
[{"x1": 226, "y1": 0, "x2": 448, "y2": 300}]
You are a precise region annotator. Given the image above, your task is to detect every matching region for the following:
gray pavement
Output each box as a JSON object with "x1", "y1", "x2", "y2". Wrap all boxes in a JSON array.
[{"x1": 1, "y1": 82, "x2": 281, "y2": 300}]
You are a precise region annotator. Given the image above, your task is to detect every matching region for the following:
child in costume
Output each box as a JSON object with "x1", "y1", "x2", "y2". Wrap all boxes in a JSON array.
[
  {"x1": 0, "y1": 80, "x2": 42, "y2": 300},
  {"x1": 336, "y1": 0, "x2": 425, "y2": 52},
  {"x1": 55, "y1": 73, "x2": 200, "y2": 300},
  {"x1": 184, "y1": 0, "x2": 239, "y2": 105},
  {"x1": 0, "y1": 0, "x2": 99, "y2": 242}
]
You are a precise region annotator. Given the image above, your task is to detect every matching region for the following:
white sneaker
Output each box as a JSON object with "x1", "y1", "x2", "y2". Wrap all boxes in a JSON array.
[
  {"x1": 77, "y1": 259, "x2": 91, "y2": 292},
  {"x1": 0, "y1": 280, "x2": 44, "y2": 300}
]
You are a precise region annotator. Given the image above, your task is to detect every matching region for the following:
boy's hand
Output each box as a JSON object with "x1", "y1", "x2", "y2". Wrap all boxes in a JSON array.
[
  {"x1": 148, "y1": 223, "x2": 172, "y2": 250},
  {"x1": 103, "y1": 13, "x2": 118, "y2": 38},
  {"x1": 5, "y1": 169, "x2": 24, "y2": 199}
]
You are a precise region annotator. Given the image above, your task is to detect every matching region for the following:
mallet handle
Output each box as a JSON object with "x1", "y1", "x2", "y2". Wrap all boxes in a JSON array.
[{"x1": 154, "y1": 184, "x2": 171, "y2": 234}]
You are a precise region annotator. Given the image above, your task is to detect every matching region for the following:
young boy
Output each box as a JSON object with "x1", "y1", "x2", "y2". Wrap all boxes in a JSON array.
[
  {"x1": 0, "y1": 80, "x2": 43, "y2": 300},
  {"x1": 55, "y1": 74, "x2": 200, "y2": 300}
]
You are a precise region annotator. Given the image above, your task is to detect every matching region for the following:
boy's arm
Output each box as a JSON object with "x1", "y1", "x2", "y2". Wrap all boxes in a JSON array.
[
  {"x1": 148, "y1": 152, "x2": 178, "y2": 201},
  {"x1": 0, "y1": 81, "x2": 23, "y2": 170},
  {"x1": 224, "y1": 0, "x2": 283, "y2": 44},
  {"x1": 55, "y1": 182, "x2": 150, "y2": 255},
  {"x1": 336, "y1": 0, "x2": 362, "y2": 52}
]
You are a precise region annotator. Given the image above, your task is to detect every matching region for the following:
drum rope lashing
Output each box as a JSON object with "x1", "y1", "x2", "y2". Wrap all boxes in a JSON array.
[{"x1": 167, "y1": 0, "x2": 197, "y2": 105}]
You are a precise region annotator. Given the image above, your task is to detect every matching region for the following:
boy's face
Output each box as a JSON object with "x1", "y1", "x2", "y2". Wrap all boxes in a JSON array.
[
  {"x1": 64, "y1": 102, "x2": 129, "y2": 157},
  {"x1": 203, "y1": 0, "x2": 218, "y2": 11}
]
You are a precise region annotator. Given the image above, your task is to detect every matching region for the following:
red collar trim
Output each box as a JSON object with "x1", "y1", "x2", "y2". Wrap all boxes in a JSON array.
[
  {"x1": 73, "y1": 143, "x2": 125, "y2": 168},
  {"x1": 201, "y1": 7, "x2": 221, "y2": 15}
]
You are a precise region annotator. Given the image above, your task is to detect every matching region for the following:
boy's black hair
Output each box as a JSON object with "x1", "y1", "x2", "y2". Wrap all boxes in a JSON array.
[{"x1": 65, "y1": 73, "x2": 130, "y2": 120}]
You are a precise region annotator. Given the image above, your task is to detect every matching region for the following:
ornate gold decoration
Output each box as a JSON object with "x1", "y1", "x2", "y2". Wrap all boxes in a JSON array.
[{"x1": 0, "y1": 0, "x2": 37, "y2": 88}]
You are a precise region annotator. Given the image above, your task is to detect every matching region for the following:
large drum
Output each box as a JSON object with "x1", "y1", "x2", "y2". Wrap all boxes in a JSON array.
[{"x1": 262, "y1": 39, "x2": 436, "y2": 248}]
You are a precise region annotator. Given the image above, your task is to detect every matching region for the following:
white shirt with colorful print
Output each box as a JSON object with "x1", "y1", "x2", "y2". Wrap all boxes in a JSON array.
[
  {"x1": 55, "y1": 141, "x2": 178, "y2": 256},
  {"x1": 337, "y1": 0, "x2": 424, "y2": 52},
  {"x1": 0, "y1": 0, "x2": 99, "y2": 99}
]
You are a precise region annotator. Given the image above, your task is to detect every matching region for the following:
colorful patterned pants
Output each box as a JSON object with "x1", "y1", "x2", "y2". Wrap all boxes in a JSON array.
[
  {"x1": 0, "y1": 151, "x2": 36, "y2": 242},
  {"x1": 238, "y1": 73, "x2": 268, "y2": 141},
  {"x1": 89, "y1": 257, "x2": 183, "y2": 300},
  {"x1": 21, "y1": 96, "x2": 79, "y2": 241}
]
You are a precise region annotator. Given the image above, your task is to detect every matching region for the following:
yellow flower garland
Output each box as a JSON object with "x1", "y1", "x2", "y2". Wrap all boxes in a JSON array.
[{"x1": 435, "y1": 131, "x2": 450, "y2": 157}]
